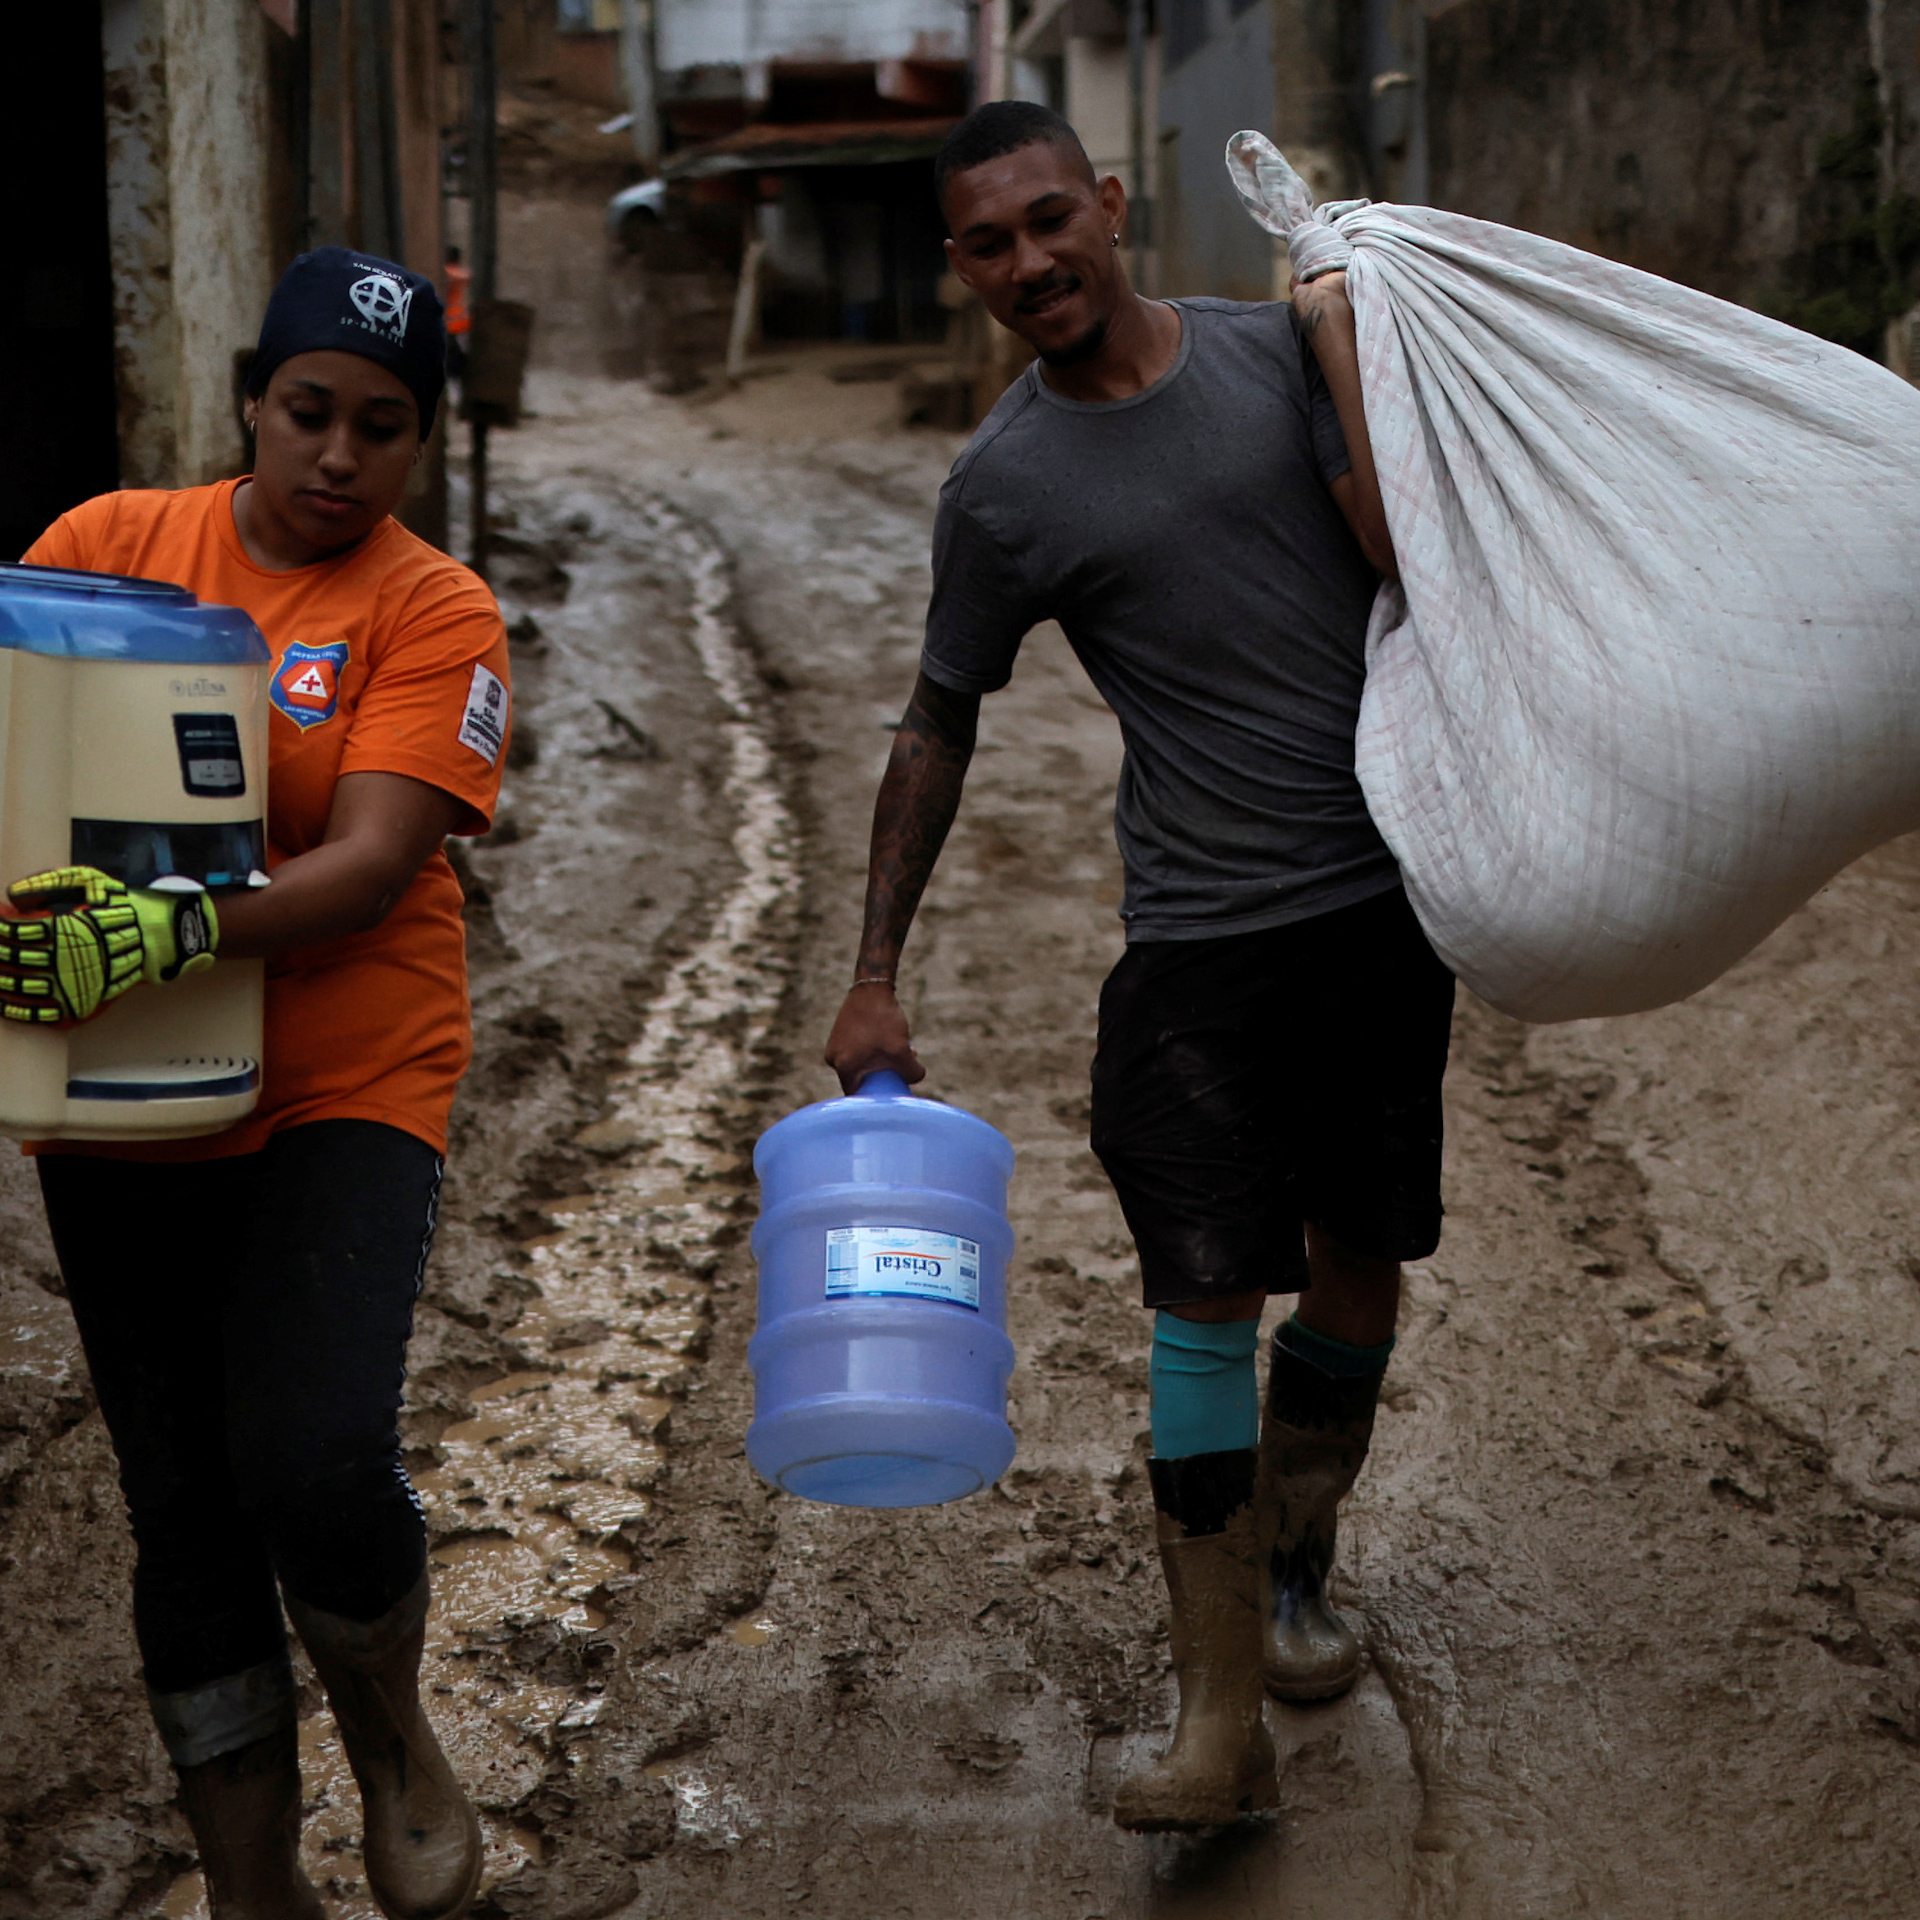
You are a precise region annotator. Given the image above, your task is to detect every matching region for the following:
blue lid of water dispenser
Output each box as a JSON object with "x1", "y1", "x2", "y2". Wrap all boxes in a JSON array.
[{"x1": 0, "y1": 563, "x2": 271, "y2": 664}]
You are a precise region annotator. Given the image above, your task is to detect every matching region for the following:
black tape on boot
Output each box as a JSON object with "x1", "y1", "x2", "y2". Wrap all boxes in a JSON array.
[
  {"x1": 1147, "y1": 1447, "x2": 1257, "y2": 1538},
  {"x1": 1267, "y1": 1337, "x2": 1388, "y2": 1432}
]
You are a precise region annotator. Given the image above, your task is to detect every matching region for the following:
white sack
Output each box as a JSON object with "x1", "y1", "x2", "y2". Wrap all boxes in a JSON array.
[{"x1": 1227, "y1": 130, "x2": 1920, "y2": 1021}]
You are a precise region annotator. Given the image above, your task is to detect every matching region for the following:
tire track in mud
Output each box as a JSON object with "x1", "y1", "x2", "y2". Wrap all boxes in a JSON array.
[
  {"x1": 413, "y1": 495, "x2": 800, "y2": 1902},
  {"x1": 162, "y1": 498, "x2": 799, "y2": 1920}
]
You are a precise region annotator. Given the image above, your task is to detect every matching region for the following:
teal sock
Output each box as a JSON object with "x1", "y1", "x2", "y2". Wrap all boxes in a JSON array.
[
  {"x1": 1149, "y1": 1313, "x2": 1260, "y2": 1458},
  {"x1": 1276, "y1": 1312, "x2": 1396, "y2": 1379}
]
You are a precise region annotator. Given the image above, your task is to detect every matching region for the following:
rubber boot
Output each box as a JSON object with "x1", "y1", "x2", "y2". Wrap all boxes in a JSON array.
[
  {"x1": 1114, "y1": 1448, "x2": 1279, "y2": 1832},
  {"x1": 148, "y1": 1657, "x2": 327, "y2": 1919},
  {"x1": 284, "y1": 1571, "x2": 482, "y2": 1920},
  {"x1": 1254, "y1": 1338, "x2": 1386, "y2": 1701}
]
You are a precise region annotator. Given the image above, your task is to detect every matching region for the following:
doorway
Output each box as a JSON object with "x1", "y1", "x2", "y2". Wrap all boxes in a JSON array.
[{"x1": 3, "y1": 2, "x2": 119, "y2": 561}]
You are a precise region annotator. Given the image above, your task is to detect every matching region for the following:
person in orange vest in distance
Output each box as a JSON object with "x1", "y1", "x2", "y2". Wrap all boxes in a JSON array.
[{"x1": 444, "y1": 244, "x2": 471, "y2": 388}]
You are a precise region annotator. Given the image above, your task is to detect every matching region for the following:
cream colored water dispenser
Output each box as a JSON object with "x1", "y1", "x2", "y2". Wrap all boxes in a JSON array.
[{"x1": 0, "y1": 563, "x2": 271, "y2": 1139}]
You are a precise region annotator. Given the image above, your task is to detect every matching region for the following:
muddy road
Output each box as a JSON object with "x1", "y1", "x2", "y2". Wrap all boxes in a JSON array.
[{"x1": 4, "y1": 353, "x2": 1920, "y2": 1919}]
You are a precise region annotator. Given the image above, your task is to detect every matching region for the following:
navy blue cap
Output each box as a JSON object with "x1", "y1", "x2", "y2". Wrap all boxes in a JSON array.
[{"x1": 246, "y1": 246, "x2": 445, "y2": 435}]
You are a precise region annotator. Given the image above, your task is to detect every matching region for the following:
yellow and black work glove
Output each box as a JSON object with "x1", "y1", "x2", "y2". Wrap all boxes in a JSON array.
[{"x1": 0, "y1": 867, "x2": 219, "y2": 1026}]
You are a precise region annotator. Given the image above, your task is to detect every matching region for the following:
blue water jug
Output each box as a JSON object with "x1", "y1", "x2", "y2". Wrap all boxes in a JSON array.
[{"x1": 747, "y1": 1071, "x2": 1017, "y2": 1507}]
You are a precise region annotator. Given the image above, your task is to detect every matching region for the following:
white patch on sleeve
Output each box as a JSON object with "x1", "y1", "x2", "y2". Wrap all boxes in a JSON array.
[{"x1": 459, "y1": 662, "x2": 508, "y2": 765}]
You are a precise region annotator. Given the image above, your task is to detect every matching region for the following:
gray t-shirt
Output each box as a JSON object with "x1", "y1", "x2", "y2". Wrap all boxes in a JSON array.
[{"x1": 921, "y1": 296, "x2": 1400, "y2": 941}]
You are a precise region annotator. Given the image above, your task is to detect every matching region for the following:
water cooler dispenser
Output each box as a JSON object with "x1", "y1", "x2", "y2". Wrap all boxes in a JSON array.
[{"x1": 0, "y1": 563, "x2": 271, "y2": 1139}]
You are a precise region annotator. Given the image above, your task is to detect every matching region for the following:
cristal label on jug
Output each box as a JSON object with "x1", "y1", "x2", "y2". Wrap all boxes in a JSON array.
[
  {"x1": 750, "y1": 1069, "x2": 1015, "y2": 1506},
  {"x1": 824, "y1": 1226, "x2": 981, "y2": 1310}
]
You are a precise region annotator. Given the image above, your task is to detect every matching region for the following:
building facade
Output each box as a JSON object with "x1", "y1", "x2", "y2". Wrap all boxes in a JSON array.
[
  {"x1": 11, "y1": 0, "x2": 456, "y2": 562},
  {"x1": 974, "y1": 0, "x2": 1920, "y2": 373}
]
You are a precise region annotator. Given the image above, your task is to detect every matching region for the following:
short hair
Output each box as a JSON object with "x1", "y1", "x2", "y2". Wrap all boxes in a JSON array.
[{"x1": 934, "y1": 101, "x2": 1095, "y2": 210}]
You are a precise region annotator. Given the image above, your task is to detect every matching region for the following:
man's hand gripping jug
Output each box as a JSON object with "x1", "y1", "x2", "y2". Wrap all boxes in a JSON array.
[{"x1": 748, "y1": 1071, "x2": 1017, "y2": 1507}]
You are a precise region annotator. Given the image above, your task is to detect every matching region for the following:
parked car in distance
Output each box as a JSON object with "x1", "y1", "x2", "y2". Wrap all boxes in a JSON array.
[{"x1": 606, "y1": 178, "x2": 668, "y2": 250}]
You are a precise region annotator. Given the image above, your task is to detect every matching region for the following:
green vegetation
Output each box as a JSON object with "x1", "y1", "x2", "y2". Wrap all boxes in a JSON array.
[{"x1": 1762, "y1": 75, "x2": 1920, "y2": 359}]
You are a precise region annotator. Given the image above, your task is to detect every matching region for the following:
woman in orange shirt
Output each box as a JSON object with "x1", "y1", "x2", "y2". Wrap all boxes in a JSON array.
[{"x1": 9, "y1": 249, "x2": 510, "y2": 1920}]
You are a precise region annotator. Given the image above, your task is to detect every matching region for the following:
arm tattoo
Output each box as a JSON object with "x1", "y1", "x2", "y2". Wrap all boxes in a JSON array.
[{"x1": 857, "y1": 674, "x2": 979, "y2": 979}]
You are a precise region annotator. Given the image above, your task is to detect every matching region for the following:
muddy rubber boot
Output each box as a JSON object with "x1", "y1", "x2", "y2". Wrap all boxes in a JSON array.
[
  {"x1": 149, "y1": 1658, "x2": 327, "y2": 1919},
  {"x1": 1114, "y1": 1449, "x2": 1278, "y2": 1833},
  {"x1": 1254, "y1": 1339, "x2": 1387, "y2": 1702},
  {"x1": 285, "y1": 1571, "x2": 482, "y2": 1920}
]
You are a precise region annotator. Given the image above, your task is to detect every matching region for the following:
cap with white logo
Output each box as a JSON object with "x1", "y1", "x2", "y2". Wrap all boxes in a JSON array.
[{"x1": 245, "y1": 246, "x2": 445, "y2": 434}]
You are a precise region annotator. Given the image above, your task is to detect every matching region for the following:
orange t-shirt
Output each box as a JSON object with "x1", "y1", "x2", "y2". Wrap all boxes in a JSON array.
[{"x1": 24, "y1": 480, "x2": 510, "y2": 1160}]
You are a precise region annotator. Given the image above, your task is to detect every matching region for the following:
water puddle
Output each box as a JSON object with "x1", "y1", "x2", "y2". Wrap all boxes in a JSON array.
[{"x1": 163, "y1": 498, "x2": 798, "y2": 1917}]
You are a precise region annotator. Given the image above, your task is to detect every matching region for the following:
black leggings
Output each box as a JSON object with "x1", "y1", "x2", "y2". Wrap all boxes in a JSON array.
[{"x1": 38, "y1": 1120, "x2": 441, "y2": 1694}]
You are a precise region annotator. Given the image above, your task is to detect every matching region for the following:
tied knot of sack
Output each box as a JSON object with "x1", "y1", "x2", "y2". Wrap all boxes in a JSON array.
[{"x1": 1225, "y1": 131, "x2": 1364, "y2": 281}]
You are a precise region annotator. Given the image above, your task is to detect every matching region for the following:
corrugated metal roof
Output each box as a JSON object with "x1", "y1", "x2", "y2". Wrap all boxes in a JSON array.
[{"x1": 661, "y1": 116, "x2": 958, "y2": 179}]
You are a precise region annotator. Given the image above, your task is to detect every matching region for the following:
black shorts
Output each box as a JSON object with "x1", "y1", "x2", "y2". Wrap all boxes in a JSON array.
[{"x1": 1089, "y1": 886, "x2": 1456, "y2": 1309}]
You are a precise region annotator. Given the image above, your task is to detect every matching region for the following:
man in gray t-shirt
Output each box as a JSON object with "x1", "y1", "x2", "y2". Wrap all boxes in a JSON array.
[
  {"x1": 824, "y1": 102, "x2": 1456, "y2": 1836},
  {"x1": 924, "y1": 294, "x2": 1399, "y2": 938}
]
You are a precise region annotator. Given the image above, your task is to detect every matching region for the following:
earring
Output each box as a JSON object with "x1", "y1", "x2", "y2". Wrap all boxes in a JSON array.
[{"x1": 1111, "y1": 233, "x2": 1120, "y2": 248}]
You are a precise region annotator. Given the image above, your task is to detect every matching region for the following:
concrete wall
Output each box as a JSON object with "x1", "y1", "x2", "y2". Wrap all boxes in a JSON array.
[
  {"x1": 1066, "y1": 35, "x2": 1135, "y2": 182},
  {"x1": 1159, "y1": 0, "x2": 1281, "y2": 299},
  {"x1": 1422, "y1": 0, "x2": 1880, "y2": 316},
  {"x1": 552, "y1": 31, "x2": 627, "y2": 108},
  {"x1": 103, "y1": 0, "x2": 277, "y2": 490},
  {"x1": 163, "y1": 0, "x2": 276, "y2": 486},
  {"x1": 100, "y1": 0, "x2": 450, "y2": 538},
  {"x1": 1875, "y1": 0, "x2": 1920, "y2": 371},
  {"x1": 979, "y1": 0, "x2": 1920, "y2": 344},
  {"x1": 102, "y1": 0, "x2": 178, "y2": 491},
  {"x1": 999, "y1": 1, "x2": 1159, "y2": 197}
]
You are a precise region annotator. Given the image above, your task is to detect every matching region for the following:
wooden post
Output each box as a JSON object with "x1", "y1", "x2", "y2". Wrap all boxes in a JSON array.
[
  {"x1": 726, "y1": 219, "x2": 766, "y2": 388},
  {"x1": 1127, "y1": 0, "x2": 1151, "y2": 287},
  {"x1": 464, "y1": 0, "x2": 497, "y2": 577},
  {"x1": 618, "y1": 0, "x2": 659, "y2": 170},
  {"x1": 307, "y1": 0, "x2": 346, "y2": 246},
  {"x1": 470, "y1": 417, "x2": 489, "y2": 580},
  {"x1": 350, "y1": 0, "x2": 405, "y2": 259}
]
